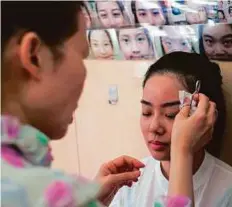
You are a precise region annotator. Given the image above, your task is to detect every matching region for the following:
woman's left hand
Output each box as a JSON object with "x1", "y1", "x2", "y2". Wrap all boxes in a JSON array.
[{"x1": 95, "y1": 155, "x2": 145, "y2": 205}]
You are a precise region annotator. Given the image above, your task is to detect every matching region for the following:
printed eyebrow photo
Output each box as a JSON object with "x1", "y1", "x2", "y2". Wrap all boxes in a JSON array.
[
  {"x1": 185, "y1": 0, "x2": 208, "y2": 24},
  {"x1": 95, "y1": 0, "x2": 131, "y2": 28},
  {"x1": 218, "y1": 0, "x2": 232, "y2": 23},
  {"x1": 117, "y1": 26, "x2": 156, "y2": 60},
  {"x1": 199, "y1": 24, "x2": 232, "y2": 61},
  {"x1": 158, "y1": 25, "x2": 198, "y2": 55},
  {"x1": 206, "y1": 1, "x2": 219, "y2": 23},
  {"x1": 87, "y1": 29, "x2": 120, "y2": 60},
  {"x1": 130, "y1": 0, "x2": 167, "y2": 26}
]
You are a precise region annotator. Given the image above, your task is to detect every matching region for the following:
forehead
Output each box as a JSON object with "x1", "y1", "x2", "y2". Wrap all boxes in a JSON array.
[
  {"x1": 136, "y1": 1, "x2": 159, "y2": 9},
  {"x1": 97, "y1": 2, "x2": 119, "y2": 10},
  {"x1": 119, "y1": 28, "x2": 145, "y2": 37},
  {"x1": 143, "y1": 74, "x2": 185, "y2": 104},
  {"x1": 203, "y1": 25, "x2": 232, "y2": 37},
  {"x1": 91, "y1": 30, "x2": 108, "y2": 40}
]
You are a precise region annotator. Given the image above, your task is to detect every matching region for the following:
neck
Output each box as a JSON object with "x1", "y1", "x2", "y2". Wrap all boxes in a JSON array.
[
  {"x1": 1, "y1": 99, "x2": 28, "y2": 124},
  {"x1": 161, "y1": 150, "x2": 205, "y2": 180}
]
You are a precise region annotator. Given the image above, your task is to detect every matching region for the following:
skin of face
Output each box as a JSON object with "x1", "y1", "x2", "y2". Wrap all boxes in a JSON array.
[
  {"x1": 97, "y1": 1, "x2": 125, "y2": 28},
  {"x1": 90, "y1": 30, "x2": 114, "y2": 59},
  {"x1": 141, "y1": 74, "x2": 185, "y2": 161},
  {"x1": 2, "y1": 12, "x2": 89, "y2": 140},
  {"x1": 185, "y1": 7, "x2": 207, "y2": 24},
  {"x1": 161, "y1": 36, "x2": 192, "y2": 54},
  {"x1": 203, "y1": 24, "x2": 232, "y2": 60},
  {"x1": 118, "y1": 28, "x2": 153, "y2": 60},
  {"x1": 135, "y1": 1, "x2": 166, "y2": 25}
]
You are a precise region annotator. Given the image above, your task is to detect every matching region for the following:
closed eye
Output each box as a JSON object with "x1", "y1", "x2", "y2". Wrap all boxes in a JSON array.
[{"x1": 165, "y1": 113, "x2": 178, "y2": 120}]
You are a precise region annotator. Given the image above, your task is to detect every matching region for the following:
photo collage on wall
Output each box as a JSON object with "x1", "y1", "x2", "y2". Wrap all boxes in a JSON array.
[{"x1": 84, "y1": 0, "x2": 232, "y2": 61}]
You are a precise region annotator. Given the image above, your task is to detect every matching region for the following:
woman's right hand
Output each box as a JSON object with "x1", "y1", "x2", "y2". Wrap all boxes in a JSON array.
[{"x1": 171, "y1": 93, "x2": 217, "y2": 154}]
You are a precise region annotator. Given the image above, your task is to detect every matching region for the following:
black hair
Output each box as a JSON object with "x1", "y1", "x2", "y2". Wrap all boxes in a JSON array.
[
  {"x1": 143, "y1": 52, "x2": 226, "y2": 158},
  {"x1": 1, "y1": 1, "x2": 84, "y2": 54},
  {"x1": 88, "y1": 29, "x2": 113, "y2": 48},
  {"x1": 131, "y1": 1, "x2": 139, "y2": 24},
  {"x1": 218, "y1": 10, "x2": 226, "y2": 20},
  {"x1": 229, "y1": 6, "x2": 232, "y2": 14},
  {"x1": 82, "y1": 2, "x2": 92, "y2": 22}
]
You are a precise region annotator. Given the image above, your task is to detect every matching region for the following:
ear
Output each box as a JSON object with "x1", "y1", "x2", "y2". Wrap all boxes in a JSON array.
[{"x1": 19, "y1": 32, "x2": 43, "y2": 80}]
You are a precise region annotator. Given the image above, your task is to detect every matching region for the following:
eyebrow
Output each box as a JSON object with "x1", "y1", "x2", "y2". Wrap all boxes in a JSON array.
[
  {"x1": 99, "y1": 10, "x2": 107, "y2": 13},
  {"x1": 141, "y1": 99, "x2": 180, "y2": 108},
  {"x1": 222, "y1": 34, "x2": 232, "y2": 39},
  {"x1": 203, "y1": 34, "x2": 213, "y2": 39},
  {"x1": 112, "y1": 9, "x2": 120, "y2": 12},
  {"x1": 137, "y1": 9, "x2": 146, "y2": 11}
]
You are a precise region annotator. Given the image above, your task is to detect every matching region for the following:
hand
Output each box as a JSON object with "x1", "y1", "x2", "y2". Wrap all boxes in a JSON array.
[
  {"x1": 95, "y1": 155, "x2": 145, "y2": 205},
  {"x1": 171, "y1": 93, "x2": 217, "y2": 154}
]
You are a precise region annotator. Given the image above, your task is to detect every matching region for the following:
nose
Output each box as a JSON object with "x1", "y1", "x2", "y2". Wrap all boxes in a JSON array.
[
  {"x1": 149, "y1": 11, "x2": 159, "y2": 25},
  {"x1": 100, "y1": 46, "x2": 107, "y2": 55},
  {"x1": 109, "y1": 15, "x2": 118, "y2": 27},
  {"x1": 149, "y1": 116, "x2": 165, "y2": 136},
  {"x1": 214, "y1": 43, "x2": 226, "y2": 55},
  {"x1": 131, "y1": 41, "x2": 140, "y2": 54}
]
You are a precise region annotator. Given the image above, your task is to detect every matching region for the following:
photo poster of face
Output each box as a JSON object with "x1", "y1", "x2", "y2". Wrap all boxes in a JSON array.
[
  {"x1": 87, "y1": 29, "x2": 123, "y2": 60},
  {"x1": 87, "y1": 0, "x2": 133, "y2": 29},
  {"x1": 153, "y1": 25, "x2": 199, "y2": 57},
  {"x1": 218, "y1": 0, "x2": 232, "y2": 23},
  {"x1": 199, "y1": 23, "x2": 232, "y2": 61},
  {"x1": 83, "y1": 0, "x2": 232, "y2": 28}
]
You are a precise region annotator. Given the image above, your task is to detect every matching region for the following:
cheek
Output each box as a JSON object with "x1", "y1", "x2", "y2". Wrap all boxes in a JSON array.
[
  {"x1": 120, "y1": 44, "x2": 131, "y2": 56},
  {"x1": 140, "y1": 117, "x2": 149, "y2": 137},
  {"x1": 106, "y1": 46, "x2": 113, "y2": 53},
  {"x1": 140, "y1": 41, "x2": 149, "y2": 52}
]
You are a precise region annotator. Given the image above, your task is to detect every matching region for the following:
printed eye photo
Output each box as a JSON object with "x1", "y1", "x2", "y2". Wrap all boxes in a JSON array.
[{"x1": 199, "y1": 24, "x2": 232, "y2": 61}]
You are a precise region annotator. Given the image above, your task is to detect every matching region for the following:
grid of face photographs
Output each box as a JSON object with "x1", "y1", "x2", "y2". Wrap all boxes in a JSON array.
[{"x1": 84, "y1": 0, "x2": 232, "y2": 61}]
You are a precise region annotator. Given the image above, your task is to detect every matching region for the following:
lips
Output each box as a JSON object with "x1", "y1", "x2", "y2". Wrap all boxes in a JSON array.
[{"x1": 149, "y1": 140, "x2": 169, "y2": 151}]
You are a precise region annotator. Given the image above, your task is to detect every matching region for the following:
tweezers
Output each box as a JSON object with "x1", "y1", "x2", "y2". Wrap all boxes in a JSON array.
[{"x1": 190, "y1": 80, "x2": 201, "y2": 107}]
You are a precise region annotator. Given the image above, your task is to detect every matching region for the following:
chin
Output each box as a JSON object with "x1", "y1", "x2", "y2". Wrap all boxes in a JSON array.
[
  {"x1": 150, "y1": 150, "x2": 170, "y2": 161},
  {"x1": 48, "y1": 123, "x2": 69, "y2": 140}
]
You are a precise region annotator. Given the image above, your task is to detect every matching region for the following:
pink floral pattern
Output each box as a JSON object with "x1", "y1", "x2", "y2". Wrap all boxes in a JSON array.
[
  {"x1": 1, "y1": 146, "x2": 24, "y2": 168},
  {"x1": 45, "y1": 181, "x2": 75, "y2": 207}
]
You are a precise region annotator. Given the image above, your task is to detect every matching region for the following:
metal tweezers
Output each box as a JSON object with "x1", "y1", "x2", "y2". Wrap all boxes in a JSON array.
[{"x1": 190, "y1": 80, "x2": 201, "y2": 107}]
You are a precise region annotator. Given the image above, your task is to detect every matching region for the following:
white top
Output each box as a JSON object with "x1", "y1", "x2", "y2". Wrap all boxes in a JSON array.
[{"x1": 110, "y1": 152, "x2": 232, "y2": 207}]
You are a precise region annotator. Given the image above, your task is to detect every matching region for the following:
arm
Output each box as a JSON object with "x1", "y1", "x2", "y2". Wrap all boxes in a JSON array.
[{"x1": 169, "y1": 146, "x2": 194, "y2": 206}]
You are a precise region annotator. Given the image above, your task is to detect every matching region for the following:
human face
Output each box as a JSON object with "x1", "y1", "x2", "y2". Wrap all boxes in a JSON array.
[
  {"x1": 202, "y1": 24, "x2": 232, "y2": 60},
  {"x1": 186, "y1": 7, "x2": 207, "y2": 24},
  {"x1": 161, "y1": 36, "x2": 192, "y2": 54},
  {"x1": 97, "y1": 1, "x2": 125, "y2": 28},
  {"x1": 90, "y1": 30, "x2": 114, "y2": 59},
  {"x1": 20, "y1": 12, "x2": 89, "y2": 140},
  {"x1": 119, "y1": 28, "x2": 153, "y2": 60},
  {"x1": 135, "y1": 1, "x2": 166, "y2": 25},
  {"x1": 141, "y1": 74, "x2": 185, "y2": 160}
]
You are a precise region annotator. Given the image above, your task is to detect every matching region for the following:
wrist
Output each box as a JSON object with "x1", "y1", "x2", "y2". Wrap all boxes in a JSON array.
[{"x1": 171, "y1": 143, "x2": 194, "y2": 157}]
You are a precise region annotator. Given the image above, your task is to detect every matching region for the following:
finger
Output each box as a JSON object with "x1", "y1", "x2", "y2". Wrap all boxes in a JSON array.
[
  {"x1": 104, "y1": 161, "x2": 118, "y2": 174},
  {"x1": 108, "y1": 170, "x2": 141, "y2": 185},
  {"x1": 178, "y1": 104, "x2": 191, "y2": 118},
  {"x1": 111, "y1": 156, "x2": 145, "y2": 171},
  {"x1": 194, "y1": 93, "x2": 210, "y2": 115}
]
